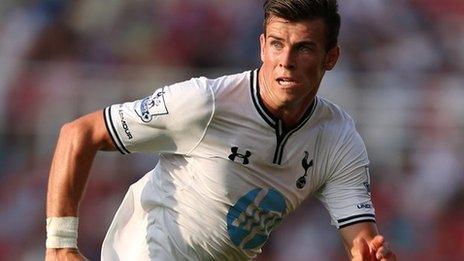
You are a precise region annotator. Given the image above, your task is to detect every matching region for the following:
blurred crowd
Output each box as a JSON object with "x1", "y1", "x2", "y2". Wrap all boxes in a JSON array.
[{"x1": 0, "y1": 0, "x2": 463, "y2": 260}]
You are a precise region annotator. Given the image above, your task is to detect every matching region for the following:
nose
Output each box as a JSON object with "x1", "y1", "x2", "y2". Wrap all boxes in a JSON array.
[{"x1": 279, "y1": 49, "x2": 296, "y2": 70}]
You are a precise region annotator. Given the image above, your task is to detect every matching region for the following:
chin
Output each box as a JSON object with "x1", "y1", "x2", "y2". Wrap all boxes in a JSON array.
[
  {"x1": 279, "y1": 94, "x2": 300, "y2": 104},
  {"x1": 278, "y1": 86, "x2": 302, "y2": 97}
]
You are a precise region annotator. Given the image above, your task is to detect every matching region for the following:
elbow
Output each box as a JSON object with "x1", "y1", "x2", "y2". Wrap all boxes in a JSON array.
[
  {"x1": 59, "y1": 120, "x2": 87, "y2": 141},
  {"x1": 58, "y1": 119, "x2": 98, "y2": 153},
  {"x1": 57, "y1": 110, "x2": 115, "y2": 152}
]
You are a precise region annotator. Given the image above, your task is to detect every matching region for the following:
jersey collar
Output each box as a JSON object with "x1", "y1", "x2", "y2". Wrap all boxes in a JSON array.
[{"x1": 250, "y1": 69, "x2": 318, "y2": 131}]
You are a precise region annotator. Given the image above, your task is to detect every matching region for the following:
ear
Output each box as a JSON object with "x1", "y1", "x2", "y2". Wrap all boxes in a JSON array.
[
  {"x1": 324, "y1": 46, "x2": 340, "y2": 71},
  {"x1": 260, "y1": 34, "x2": 266, "y2": 63}
]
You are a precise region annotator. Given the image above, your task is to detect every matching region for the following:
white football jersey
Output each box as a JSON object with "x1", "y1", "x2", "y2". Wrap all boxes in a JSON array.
[{"x1": 101, "y1": 69, "x2": 375, "y2": 260}]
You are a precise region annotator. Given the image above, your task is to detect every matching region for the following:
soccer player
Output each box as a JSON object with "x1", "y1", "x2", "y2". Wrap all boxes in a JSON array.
[{"x1": 46, "y1": 0, "x2": 396, "y2": 260}]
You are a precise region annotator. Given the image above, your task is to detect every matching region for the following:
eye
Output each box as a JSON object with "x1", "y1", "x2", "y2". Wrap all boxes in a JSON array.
[
  {"x1": 271, "y1": 40, "x2": 283, "y2": 50},
  {"x1": 298, "y1": 45, "x2": 312, "y2": 53}
]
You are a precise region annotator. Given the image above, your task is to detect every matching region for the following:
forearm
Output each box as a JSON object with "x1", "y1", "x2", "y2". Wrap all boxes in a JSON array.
[
  {"x1": 47, "y1": 122, "x2": 98, "y2": 216},
  {"x1": 340, "y1": 222, "x2": 379, "y2": 257},
  {"x1": 340, "y1": 222, "x2": 395, "y2": 260},
  {"x1": 46, "y1": 111, "x2": 114, "y2": 217},
  {"x1": 45, "y1": 111, "x2": 114, "y2": 257}
]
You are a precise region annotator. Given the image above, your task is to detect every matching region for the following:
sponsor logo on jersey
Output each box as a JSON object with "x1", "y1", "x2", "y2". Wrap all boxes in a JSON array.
[
  {"x1": 296, "y1": 151, "x2": 313, "y2": 189},
  {"x1": 134, "y1": 88, "x2": 168, "y2": 122},
  {"x1": 118, "y1": 108, "x2": 133, "y2": 139},
  {"x1": 228, "y1": 147, "x2": 252, "y2": 165},
  {"x1": 227, "y1": 188, "x2": 286, "y2": 250},
  {"x1": 356, "y1": 203, "x2": 372, "y2": 209}
]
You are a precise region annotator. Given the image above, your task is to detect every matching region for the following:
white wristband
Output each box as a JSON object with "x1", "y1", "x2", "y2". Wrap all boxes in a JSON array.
[{"x1": 46, "y1": 217, "x2": 79, "y2": 249}]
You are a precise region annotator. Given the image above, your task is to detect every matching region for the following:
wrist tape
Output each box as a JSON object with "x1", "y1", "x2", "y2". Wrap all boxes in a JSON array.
[{"x1": 46, "y1": 217, "x2": 78, "y2": 249}]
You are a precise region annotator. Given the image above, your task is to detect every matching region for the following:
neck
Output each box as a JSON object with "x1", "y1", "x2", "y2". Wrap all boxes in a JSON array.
[
  {"x1": 259, "y1": 72, "x2": 315, "y2": 128},
  {"x1": 261, "y1": 95, "x2": 315, "y2": 128}
]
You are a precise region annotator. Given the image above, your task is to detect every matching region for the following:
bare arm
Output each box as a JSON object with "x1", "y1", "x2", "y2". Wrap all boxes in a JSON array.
[
  {"x1": 46, "y1": 110, "x2": 116, "y2": 260},
  {"x1": 47, "y1": 110, "x2": 116, "y2": 217},
  {"x1": 339, "y1": 222, "x2": 396, "y2": 261}
]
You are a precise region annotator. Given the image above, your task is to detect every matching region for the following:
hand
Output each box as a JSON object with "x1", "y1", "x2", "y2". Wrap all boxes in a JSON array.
[
  {"x1": 45, "y1": 248, "x2": 88, "y2": 261},
  {"x1": 351, "y1": 235, "x2": 396, "y2": 261}
]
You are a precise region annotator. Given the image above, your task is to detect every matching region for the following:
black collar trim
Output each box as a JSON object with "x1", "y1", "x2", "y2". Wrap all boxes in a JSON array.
[
  {"x1": 250, "y1": 69, "x2": 276, "y2": 128},
  {"x1": 250, "y1": 69, "x2": 317, "y2": 132}
]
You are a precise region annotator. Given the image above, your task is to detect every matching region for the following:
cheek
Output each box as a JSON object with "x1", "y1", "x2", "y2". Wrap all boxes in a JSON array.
[
  {"x1": 300, "y1": 63, "x2": 324, "y2": 83},
  {"x1": 263, "y1": 54, "x2": 279, "y2": 71},
  {"x1": 300, "y1": 62, "x2": 317, "y2": 74},
  {"x1": 301, "y1": 57, "x2": 324, "y2": 73},
  {"x1": 263, "y1": 47, "x2": 280, "y2": 62},
  {"x1": 264, "y1": 50, "x2": 274, "y2": 61}
]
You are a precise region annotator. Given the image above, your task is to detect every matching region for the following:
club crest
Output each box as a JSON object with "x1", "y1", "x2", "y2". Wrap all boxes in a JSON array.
[{"x1": 296, "y1": 151, "x2": 313, "y2": 189}]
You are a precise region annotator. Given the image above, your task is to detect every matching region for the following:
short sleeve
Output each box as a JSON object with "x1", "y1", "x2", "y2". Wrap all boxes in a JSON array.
[
  {"x1": 316, "y1": 123, "x2": 375, "y2": 229},
  {"x1": 103, "y1": 77, "x2": 214, "y2": 154}
]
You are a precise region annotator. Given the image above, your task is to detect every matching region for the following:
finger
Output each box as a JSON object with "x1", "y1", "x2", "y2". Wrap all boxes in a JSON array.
[
  {"x1": 376, "y1": 246, "x2": 388, "y2": 259},
  {"x1": 376, "y1": 244, "x2": 395, "y2": 260},
  {"x1": 352, "y1": 237, "x2": 371, "y2": 259},
  {"x1": 369, "y1": 235, "x2": 385, "y2": 252}
]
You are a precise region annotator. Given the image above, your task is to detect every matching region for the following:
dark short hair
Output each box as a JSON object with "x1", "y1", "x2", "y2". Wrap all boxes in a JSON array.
[{"x1": 263, "y1": 0, "x2": 340, "y2": 51}]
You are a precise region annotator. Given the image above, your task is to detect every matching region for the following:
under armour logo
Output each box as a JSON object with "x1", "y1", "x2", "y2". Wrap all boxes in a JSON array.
[
  {"x1": 228, "y1": 147, "x2": 252, "y2": 165},
  {"x1": 296, "y1": 151, "x2": 313, "y2": 189}
]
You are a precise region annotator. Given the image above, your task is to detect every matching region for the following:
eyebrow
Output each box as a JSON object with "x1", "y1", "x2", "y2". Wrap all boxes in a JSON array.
[
  {"x1": 267, "y1": 35, "x2": 285, "y2": 41},
  {"x1": 267, "y1": 35, "x2": 318, "y2": 47}
]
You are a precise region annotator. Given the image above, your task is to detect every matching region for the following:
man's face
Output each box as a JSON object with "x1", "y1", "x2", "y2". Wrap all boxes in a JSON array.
[{"x1": 259, "y1": 16, "x2": 339, "y2": 109}]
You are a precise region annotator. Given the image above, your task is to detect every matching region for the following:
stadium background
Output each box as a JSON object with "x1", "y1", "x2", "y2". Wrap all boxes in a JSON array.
[{"x1": 0, "y1": 0, "x2": 463, "y2": 260}]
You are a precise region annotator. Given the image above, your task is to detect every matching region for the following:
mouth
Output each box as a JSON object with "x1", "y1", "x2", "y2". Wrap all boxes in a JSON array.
[{"x1": 276, "y1": 77, "x2": 299, "y2": 87}]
